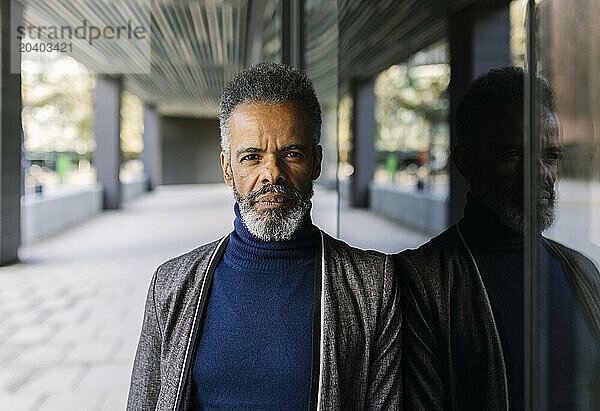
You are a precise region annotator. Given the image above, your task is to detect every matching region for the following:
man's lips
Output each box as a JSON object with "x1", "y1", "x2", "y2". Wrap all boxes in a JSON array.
[{"x1": 254, "y1": 193, "x2": 289, "y2": 208}]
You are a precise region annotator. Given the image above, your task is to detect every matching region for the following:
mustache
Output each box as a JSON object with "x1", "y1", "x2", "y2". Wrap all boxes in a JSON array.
[
  {"x1": 536, "y1": 180, "x2": 555, "y2": 201},
  {"x1": 512, "y1": 181, "x2": 555, "y2": 200},
  {"x1": 245, "y1": 184, "x2": 303, "y2": 204}
]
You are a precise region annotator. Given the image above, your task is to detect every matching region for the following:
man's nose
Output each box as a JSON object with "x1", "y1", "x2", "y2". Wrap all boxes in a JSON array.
[
  {"x1": 261, "y1": 156, "x2": 286, "y2": 185},
  {"x1": 538, "y1": 157, "x2": 557, "y2": 186}
]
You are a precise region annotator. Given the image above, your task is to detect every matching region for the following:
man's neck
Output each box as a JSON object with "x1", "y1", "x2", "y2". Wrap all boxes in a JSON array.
[
  {"x1": 462, "y1": 193, "x2": 523, "y2": 246},
  {"x1": 222, "y1": 204, "x2": 315, "y2": 274}
]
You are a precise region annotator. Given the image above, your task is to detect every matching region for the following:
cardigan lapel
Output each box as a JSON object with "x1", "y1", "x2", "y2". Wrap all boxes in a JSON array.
[{"x1": 172, "y1": 235, "x2": 229, "y2": 411}]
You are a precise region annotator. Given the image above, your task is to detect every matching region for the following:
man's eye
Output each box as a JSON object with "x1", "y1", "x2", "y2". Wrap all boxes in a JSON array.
[
  {"x1": 241, "y1": 154, "x2": 260, "y2": 162},
  {"x1": 284, "y1": 152, "x2": 303, "y2": 159},
  {"x1": 504, "y1": 150, "x2": 522, "y2": 159},
  {"x1": 542, "y1": 150, "x2": 563, "y2": 162}
]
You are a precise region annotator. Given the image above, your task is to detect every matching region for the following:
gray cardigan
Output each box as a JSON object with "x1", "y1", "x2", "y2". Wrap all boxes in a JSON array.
[
  {"x1": 394, "y1": 223, "x2": 600, "y2": 410},
  {"x1": 127, "y1": 230, "x2": 401, "y2": 410}
]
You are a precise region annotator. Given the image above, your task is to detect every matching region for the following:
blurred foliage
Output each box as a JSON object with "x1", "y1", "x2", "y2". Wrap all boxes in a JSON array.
[
  {"x1": 121, "y1": 91, "x2": 144, "y2": 155},
  {"x1": 337, "y1": 93, "x2": 353, "y2": 166},
  {"x1": 22, "y1": 56, "x2": 95, "y2": 153},
  {"x1": 510, "y1": 0, "x2": 527, "y2": 67},
  {"x1": 374, "y1": 41, "x2": 450, "y2": 153}
]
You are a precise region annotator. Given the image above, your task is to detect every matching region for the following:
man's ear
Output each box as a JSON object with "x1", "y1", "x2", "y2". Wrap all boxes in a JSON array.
[
  {"x1": 311, "y1": 145, "x2": 323, "y2": 180},
  {"x1": 220, "y1": 152, "x2": 234, "y2": 187},
  {"x1": 452, "y1": 145, "x2": 473, "y2": 180}
]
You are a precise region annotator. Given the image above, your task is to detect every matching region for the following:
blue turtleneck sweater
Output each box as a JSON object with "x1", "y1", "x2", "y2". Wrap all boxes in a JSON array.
[{"x1": 191, "y1": 204, "x2": 315, "y2": 410}]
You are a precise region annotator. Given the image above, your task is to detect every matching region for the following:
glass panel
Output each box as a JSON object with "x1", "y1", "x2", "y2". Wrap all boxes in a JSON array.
[
  {"x1": 373, "y1": 41, "x2": 450, "y2": 201},
  {"x1": 526, "y1": 0, "x2": 600, "y2": 408},
  {"x1": 304, "y1": 0, "x2": 338, "y2": 237},
  {"x1": 335, "y1": 42, "x2": 449, "y2": 252},
  {"x1": 262, "y1": 0, "x2": 281, "y2": 62}
]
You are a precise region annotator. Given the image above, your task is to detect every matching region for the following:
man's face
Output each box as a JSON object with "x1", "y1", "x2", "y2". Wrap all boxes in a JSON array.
[
  {"x1": 468, "y1": 103, "x2": 561, "y2": 232},
  {"x1": 220, "y1": 101, "x2": 322, "y2": 241}
]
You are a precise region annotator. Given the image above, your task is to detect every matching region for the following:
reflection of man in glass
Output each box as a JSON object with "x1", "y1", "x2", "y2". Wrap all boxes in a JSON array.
[
  {"x1": 395, "y1": 67, "x2": 600, "y2": 410},
  {"x1": 127, "y1": 62, "x2": 401, "y2": 410}
]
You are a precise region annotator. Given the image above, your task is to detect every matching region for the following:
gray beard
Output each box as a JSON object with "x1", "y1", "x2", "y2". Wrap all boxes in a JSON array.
[
  {"x1": 471, "y1": 178, "x2": 556, "y2": 234},
  {"x1": 232, "y1": 181, "x2": 312, "y2": 242}
]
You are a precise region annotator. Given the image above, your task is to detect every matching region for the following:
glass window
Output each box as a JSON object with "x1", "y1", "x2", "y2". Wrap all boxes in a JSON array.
[
  {"x1": 262, "y1": 1, "x2": 281, "y2": 62},
  {"x1": 525, "y1": 0, "x2": 600, "y2": 408},
  {"x1": 304, "y1": 0, "x2": 338, "y2": 237},
  {"x1": 335, "y1": 41, "x2": 450, "y2": 251},
  {"x1": 374, "y1": 41, "x2": 450, "y2": 200}
]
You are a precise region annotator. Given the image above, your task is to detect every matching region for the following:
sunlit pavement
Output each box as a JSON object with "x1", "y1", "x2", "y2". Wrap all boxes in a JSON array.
[{"x1": 0, "y1": 184, "x2": 428, "y2": 411}]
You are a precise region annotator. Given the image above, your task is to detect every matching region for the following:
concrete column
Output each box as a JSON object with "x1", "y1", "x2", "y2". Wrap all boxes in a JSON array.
[
  {"x1": 448, "y1": 2, "x2": 511, "y2": 225},
  {"x1": 281, "y1": 0, "x2": 304, "y2": 68},
  {"x1": 94, "y1": 76, "x2": 122, "y2": 209},
  {"x1": 0, "y1": 0, "x2": 23, "y2": 265},
  {"x1": 142, "y1": 105, "x2": 161, "y2": 190},
  {"x1": 350, "y1": 79, "x2": 376, "y2": 208}
]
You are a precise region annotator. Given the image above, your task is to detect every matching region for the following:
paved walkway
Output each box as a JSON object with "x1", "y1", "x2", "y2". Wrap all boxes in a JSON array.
[{"x1": 0, "y1": 184, "x2": 428, "y2": 411}]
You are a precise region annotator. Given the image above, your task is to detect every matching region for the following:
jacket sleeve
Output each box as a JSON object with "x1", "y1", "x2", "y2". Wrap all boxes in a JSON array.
[
  {"x1": 366, "y1": 254, "x2": 402, "y2": 409},
  {"x1": 127, "y1": 270, "x2": 163, "y2": 410},
  {"x1": 395, "y1": 253, "x2": 445, "y2": 410}
]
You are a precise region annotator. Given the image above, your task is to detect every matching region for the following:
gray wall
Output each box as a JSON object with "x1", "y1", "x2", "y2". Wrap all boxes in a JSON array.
[{"x1": 161, "y1": 117, "x2": 223, "y2": 185}]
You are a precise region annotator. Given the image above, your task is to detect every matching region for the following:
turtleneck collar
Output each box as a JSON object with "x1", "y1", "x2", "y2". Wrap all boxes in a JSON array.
[
  {"x1": 223, "y1": 203, "x2": 316, "y2": 274},
  {"x1": 460, "y1": 192, "x2": 523, "y2": 246}
]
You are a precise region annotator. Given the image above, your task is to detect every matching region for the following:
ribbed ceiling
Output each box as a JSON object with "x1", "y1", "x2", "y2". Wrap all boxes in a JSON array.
[
  {"x1": 339, "y1": 0, "x2": 475, "y2": 87},
  {"x1": 23, "y1": 0, "x2": 506, "y2": 116},
  {"x1": 23, "y1": 0, "x2": 248, "y2": 118},
  {"x1": 304, "y1": 0, "x2": 337, "y2": 107}
]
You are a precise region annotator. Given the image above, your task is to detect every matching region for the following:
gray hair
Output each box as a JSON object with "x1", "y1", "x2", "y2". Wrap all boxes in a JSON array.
[{"x1": 219, "y1": 61, "x2": 322, "y2": 158}]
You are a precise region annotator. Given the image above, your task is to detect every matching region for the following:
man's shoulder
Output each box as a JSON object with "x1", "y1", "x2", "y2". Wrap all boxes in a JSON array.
[
  {"x1": 394, "y1": 224, "x2": 462, "y2": 267},
  {"x1": 543, "y1": 237, "x2": 599, "y2": 271},
  {"x1": 154, "y1": 236, "x2": 228, "y2": 288},
  {"x1": 319, "y1": 230, "x2": 398, "y2": 320},
  {"x1": 392, "y1": 224, "x2": 470, "y2": 296},
  {"x1": 321, "y1": 230, "x2": 388, "y2": 267},
  {"x1": 543, "y1": 237, "x2": 600, "y2": 291}
]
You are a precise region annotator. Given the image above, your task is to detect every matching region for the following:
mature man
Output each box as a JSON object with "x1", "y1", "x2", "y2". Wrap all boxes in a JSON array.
[
  {"x1": 395, "y1": 67, "x2": 600, "y2": 410},
  {"x1": 127, "y1": 62, "x2": 401, "y2": 410}
]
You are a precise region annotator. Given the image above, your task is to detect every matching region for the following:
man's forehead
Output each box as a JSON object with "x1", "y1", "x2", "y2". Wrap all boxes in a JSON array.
[
  {"x1": 540, "y1": 107, "x2": 560, "y2": 145},
  {"x1": 476, "y1": 102, "x2": 559, "y2": 147},
  {"x1": 475, "y1": 103, "x2": 523, "y2": 145},
  {"x1": 229, "y1": 101, "x2": 311, "y2": 147},
  {"x1": 231, "y1": 100, "x2": 306, "y2": 117}
]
